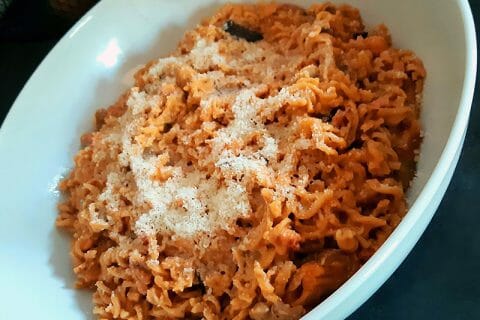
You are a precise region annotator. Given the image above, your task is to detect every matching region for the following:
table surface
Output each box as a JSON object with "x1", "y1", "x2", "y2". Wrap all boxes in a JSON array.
[{"x1": 1, "y1": 1, "x2": 479, "y2": 319}]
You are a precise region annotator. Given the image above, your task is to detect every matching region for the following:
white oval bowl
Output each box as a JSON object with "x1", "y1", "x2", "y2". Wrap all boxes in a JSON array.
[{"x1": 0, "y1": 0, "x2": 476, "y2": 319}]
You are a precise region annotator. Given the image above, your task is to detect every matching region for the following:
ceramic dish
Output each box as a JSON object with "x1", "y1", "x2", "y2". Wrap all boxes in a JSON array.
[{"x1": 0, "y1": 0, "x2": 476, "y2": 319}]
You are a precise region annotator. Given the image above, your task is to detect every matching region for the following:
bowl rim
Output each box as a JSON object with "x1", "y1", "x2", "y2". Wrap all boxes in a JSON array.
[
  {"x1": 0, "y1": 0, "x2": 477, "y2": 319},
  {"x1": 304, "y1": 0, "x2": 477, "y2": 318}
]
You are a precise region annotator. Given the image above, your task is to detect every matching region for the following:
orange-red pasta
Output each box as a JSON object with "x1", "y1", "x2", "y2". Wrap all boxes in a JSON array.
[{"x1": 57, "y1": 3, "x2": 425, "y2": 319}]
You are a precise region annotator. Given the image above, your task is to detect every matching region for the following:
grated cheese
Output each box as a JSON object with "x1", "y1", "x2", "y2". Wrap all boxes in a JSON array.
[
  {"x1": 98, "y1": 172, "x2": 121, "y2": 212},
  {"x1": 127, "y1": 87, "x2": 160, "y2": 115},
  {"x1": 189, "y1": 38, "x2": 226, "y2": 70},
  {"x1": 215, "y1": 150, "x2": 267, "y2": 177},
  {"x1": 93, "y1": 35, "x2": 325, "y2": 239},
  {"x1": 133, "y1": 167, "x2": 252, "y2": 236}
]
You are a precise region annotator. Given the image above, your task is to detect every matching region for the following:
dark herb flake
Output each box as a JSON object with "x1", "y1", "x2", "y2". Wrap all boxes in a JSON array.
[
  {"x1": 321, "y1": 106, "x2": 341, "y2": 123},
  {"x1": 224, "y1": 20, "x2": 263, "y2": 42}
]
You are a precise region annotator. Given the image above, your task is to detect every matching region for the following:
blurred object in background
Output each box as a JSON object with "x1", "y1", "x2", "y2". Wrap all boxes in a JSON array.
[
  {"x1": 0, "y1": 0, "x2": 13, "y2": 18},
  {"x1": 49, "y1": 0, "x2": 98, "y2": 19}
]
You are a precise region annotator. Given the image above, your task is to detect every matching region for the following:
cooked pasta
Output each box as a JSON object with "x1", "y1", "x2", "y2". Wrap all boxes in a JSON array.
[{"x1": 57, "y1": 3, "x2": 425, "y2": 319}]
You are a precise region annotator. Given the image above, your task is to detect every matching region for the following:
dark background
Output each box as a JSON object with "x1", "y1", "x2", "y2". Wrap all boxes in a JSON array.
[{"x1": 1, "y1": 1, "x2": 479, "y2": 319}]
